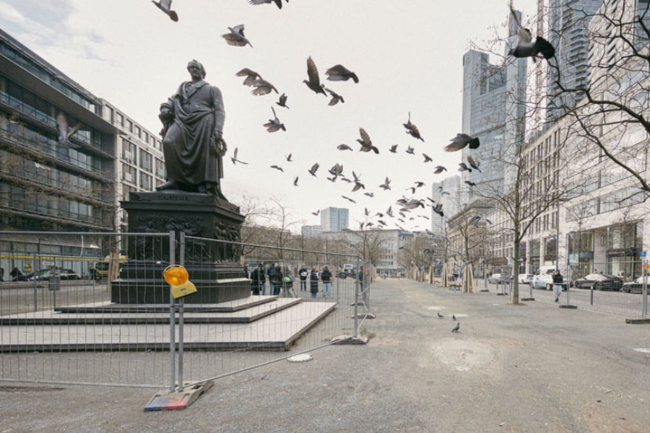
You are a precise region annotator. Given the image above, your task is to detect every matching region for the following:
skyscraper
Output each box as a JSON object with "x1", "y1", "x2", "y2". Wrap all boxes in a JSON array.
[{"x1": 320, "y1": 207, "x2": 349, "y2": 232}]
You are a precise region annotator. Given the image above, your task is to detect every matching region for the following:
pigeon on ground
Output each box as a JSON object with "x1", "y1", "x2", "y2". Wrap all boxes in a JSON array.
[
  {"x1": 452, "y1": 314, "x2": 457, "y2": 321},
  {"x1": 56, "y1": 113, "x2": 82, "y2": 149},
  {"x1": 249, "y1": 0, "x2": 288, "y2": 10},
  {"x1": 325, "y1": 88, "x2": 345, "y2": 106},
  {"x1": 286, "y1": 153, "x2": 292, "y2": 162},
  {"x1": 452, "y1": 323, "x2": 460, "y2": 333},
  {"x1": 152, "y1": 0, "x2": 179, "y2": 21},
  {"x1": 437, "y1": 312, "x2": 444, "y2": 319},
  {"x1": 308, "y1": 163, "x2": 319, "y2": 177},
  {"x1": 434, "y1": 166, "x2": 447, "y2": 174},
  {"x1": 446, "y1": 133, "x2": 480, "y2": 152},
  {"x1": 465, "y1": 181, "x2": 477, "y2": 187},
  {"x1": 337, "y1": 144, "x2": 353, "y2": 151},
  {"x1": 325, "y1": 64, "x2": 359, "y2": 83},
  {"x1": 423, "y1": 153, "x2": 433, "y2": 163},
  {"x1": 468, "y1": 156, "x2": 482, "y2": 172},
  {"x1": 270, "y1": 165, "x2": 283, "y2": 172},
  {"x1": 276, "y1": 93, "x2": 289, "y2": 109},
  {"x1": 342, "y1": 195, "x2": 356, "y2": 204},
  {"x1": 293, "y1": 176, "x2": 299, "y2": 186},
  {"x1": 236, "y1": 68, "x2": 263, "y2": 86},
  {"x1": 403, "y1": 112, "x2": 425, "y2": 142},
  {"x1": 458, "y1": 163, "x2": 472, "y2": 173},
  {"x1": 230, "y1": 147, "x2": 248, "y2": 165},
  {"x1": 303, "y1": 57, "x2": 327, "y2": 97},
  {"x1": 357, "y1": 128, "x2": 379, "y2": 154},
  {"x1": 406, "y1": 146, "x2": 415, "y2": 155},
  {"x1": 508, "y1": 1, "x2": 555, "y2": 61},
  {"x1": 389, "y1": 144, "x2": 398, "y2": 153},
  {"x1": 379, "y1": 177, "x2": 391, "y2": 190},
  {"x1": 251, "y1": 79, "x2": 278, "y2": 95},
  {"x1": 222, "y1": 24, "x2": 253, "y2": 48},
  {"x1": 264, "y1": 107, "x2": 286, "y2": 132}
]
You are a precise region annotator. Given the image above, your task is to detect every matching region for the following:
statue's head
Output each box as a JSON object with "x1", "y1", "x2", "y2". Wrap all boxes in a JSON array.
[{"x1": 187, "y1": 60, "x2": 206, "y2": 79}]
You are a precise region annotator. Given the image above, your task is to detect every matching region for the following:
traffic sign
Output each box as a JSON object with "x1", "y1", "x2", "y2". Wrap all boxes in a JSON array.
[{"x1": 641, "y1": 251, "x2": 647, "y2": 257}]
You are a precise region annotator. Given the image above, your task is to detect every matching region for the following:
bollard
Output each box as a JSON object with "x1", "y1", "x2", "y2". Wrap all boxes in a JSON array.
[{"x1": 590, "y1": 284, "x2": 594, "y2": 305}]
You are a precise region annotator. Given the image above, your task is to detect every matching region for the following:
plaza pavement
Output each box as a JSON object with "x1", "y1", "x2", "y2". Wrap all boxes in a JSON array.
[{"x1": 1, "y1": 277, "x2": 649, "y2": 432}]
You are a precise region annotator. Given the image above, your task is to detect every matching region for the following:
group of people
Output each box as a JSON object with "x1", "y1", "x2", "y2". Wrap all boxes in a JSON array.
[{"x1": 247, "y1": 263, "x2": 334, "y2": 298}]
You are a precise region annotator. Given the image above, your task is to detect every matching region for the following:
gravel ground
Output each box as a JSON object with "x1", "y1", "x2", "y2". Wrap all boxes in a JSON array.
[{"x1": 1, "y1": 278, "x2": 649, "y2": 433}]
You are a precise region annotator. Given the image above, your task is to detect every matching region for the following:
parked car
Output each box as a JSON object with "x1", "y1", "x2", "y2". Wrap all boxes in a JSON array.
[
  {"x1": 573, "y1": 274, "x2": 623, "y2": 291},
  {"x1": 28, "y1": 269, "x2": 81, "y2": 281},
  {"x1": 518, "y1": 273, "x2": 533, "y2": 284},
  {"x1": 488, "y1": 273, "x2": 512, "y2": 284},
  {"x1": 621, "y1": 276, "x2": 649, "y2": 294},
  {"x1": 531, "y1": 266, "x2": 572, "y2": 290}
]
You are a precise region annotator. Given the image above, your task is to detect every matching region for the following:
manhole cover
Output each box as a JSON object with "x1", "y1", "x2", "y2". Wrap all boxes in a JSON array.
[
  {"x1": 633, "y1": 348, "x2": 650, "y2": 354},
  {"x1": 287, "y1": 354, "x2": 313, "y2": 363}
]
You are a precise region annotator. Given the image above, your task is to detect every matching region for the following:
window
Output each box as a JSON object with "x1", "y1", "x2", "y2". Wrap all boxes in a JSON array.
[{"x1": 140, "y1": 150, "x2": 152, "y2": 172}]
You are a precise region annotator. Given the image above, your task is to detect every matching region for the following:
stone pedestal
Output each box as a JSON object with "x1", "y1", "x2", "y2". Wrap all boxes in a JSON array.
[{"x1": 111, "y1": 191, "x2": 250, "y2": 304}]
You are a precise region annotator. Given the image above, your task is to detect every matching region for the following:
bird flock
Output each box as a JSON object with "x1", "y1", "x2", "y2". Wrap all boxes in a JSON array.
[{"x1": 151, "y1": 1, "x2": 555, "y2": 233}]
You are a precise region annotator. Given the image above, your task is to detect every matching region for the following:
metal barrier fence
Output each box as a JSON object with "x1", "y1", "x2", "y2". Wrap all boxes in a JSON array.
[{"x1": 0, "y1": 231, "x2": 372, "y2": 390}]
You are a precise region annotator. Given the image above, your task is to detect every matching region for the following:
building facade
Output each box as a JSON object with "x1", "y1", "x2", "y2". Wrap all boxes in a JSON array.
[{"x1": 320, "y1": 207, "x2": 349, "y2": 232}]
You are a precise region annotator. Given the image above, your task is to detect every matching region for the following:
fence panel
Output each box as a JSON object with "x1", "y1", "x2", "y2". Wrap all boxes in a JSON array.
[
  {"x1": 179, "y1": 236, "x2": 365, "y2": 385},
  {"x1": 0, "y1": 231, "x2": 174, "y2": 388}
]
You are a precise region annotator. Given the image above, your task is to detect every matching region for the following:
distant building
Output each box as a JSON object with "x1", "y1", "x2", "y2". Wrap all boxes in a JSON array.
[
  {"x1": 430, "y1": 176, "x2": 461, "y2": 235},
  {"x1": 320, "y1": 207, "x2": 349, "y2": 232},
  {"x1": 301, "y1": 225, "x2": 322, "y2": 237}
]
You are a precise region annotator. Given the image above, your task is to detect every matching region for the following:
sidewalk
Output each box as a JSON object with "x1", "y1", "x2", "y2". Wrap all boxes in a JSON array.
[{"x1": 1, "y1": 278, "x2": 649, "y2": 432}]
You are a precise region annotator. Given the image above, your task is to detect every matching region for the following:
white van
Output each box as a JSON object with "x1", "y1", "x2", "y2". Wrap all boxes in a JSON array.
[{"x1": 530, "y1": 265, "x2": 570, "y2": 290}]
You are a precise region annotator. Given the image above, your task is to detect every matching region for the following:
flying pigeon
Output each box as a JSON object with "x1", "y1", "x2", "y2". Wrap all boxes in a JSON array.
[
  {"x1": 251, "y1": 79, "x2": 278, "y2": 96},
  {"x1": 249, "y1": 0, "x2": 288, "y2": 10},
  {"x1": 325, "y1": 64, "x2": 359, "y2": 83},
  {"x1": 378, "y1": 220, "x2": 387, "y2": 226},
  {"x1": 364, "y1": 192, "x2": 374, "y2": 198},
  {"x1": 465, "y1": 181, "x2": 477, "y2": 187},
  {"x1": 357, "y1": 128, "x2": 379, "y2": 154},
  {"x1": 276, "y1": 93, "x2": 290, "y2": 109},
  {"x1": 458, "y1": 163, "x2": 472, "y2": 172},
  {"x1": 303, "y1": 57, "x2": 327, "y2": 96},
  {"x1": 342, "y1": 195, "x2": 356, "y2": 204},
  {"x1": 329, "y1": 163, "x2": 344, "y2": 177},
  {"x1": 379, "y1": 177, "x2": 391, "y2": 190},
  {"x1": 434, "y1": 166, "x2": 447, "y2": 174},
  {"x1": 508, "y1": 1, "x2": 555, "y2": 61},
  {"x1": 437, "y1": 312, "x2": 444, "y2": 319},
  {"x1": 423, "y1": 153, "x2": 432, "y2": 163},
  {"x1": 293, "y1": 176, "x2": 299, "y2": 186},
  {"x1": 468, "y1": 156, "x2": 482, "y2": 172},
  {"x1": 414, "y1": 181, "x2": 425, "y2": 188},
  {"x1": 325, "y1": 88, "x2": 345, "y2": 106},
  {"x1": 230, "y1": 147, "x2": 248, "y2": 165},
  {"x1": 445, "y1": 134, "x2": 480, "y2": 152},
  {"x1": 56, "y1": 113, "x2": 82, "y2": 149},
  {"x1": 236, "y1": 68, "x2": 263, "y2": 86},
  {"x1": 364, "y1": 208, "x2": 370, "y2": 216},
  {"x1": 452, "y1": 323, "x2": 460, "y2": 333},
  {"x1": 403, "y1": 112, "x2": 424, "y2": 142},
  {"x1": 389, "y1": 144, "x2": 398, "y2": 153},
  {"x1": 312, "y1": 210, "x2": 320, "y2": 216},
  {"x1": 270, "y1": 165, "x2": 284, "y2": 172},
  {"x1": 308, "y1": 163, "x2": 320, "y2": 177},
  {"x1": 386, "y1": 206, "x2": 394, "y2": 217},
  {"x1": 286, "y1": 153, "x2": 293, "y2": 162},
  {"x1": 406, "y1": 146, "x2": 415, "y2": 155},
  {"x1": 222, "y1": 24, "x2": 253, "y2": 48},
  {"x1": 152, "y1": 0, "x2": 179, "y2": 21},
  {"x1": 404, "y1": 199, "x2": 425, "y2": 210},
  {"x1": 264, "y1": 107, "x2": 286, "y2": 132},
  {"x1": 433, "y1": 203, "x2": 444, "y2": 217},
  {"x1": 352, "y1": 171, "x2": 365, "y2": 191},
  {"x1": 337, "y1": 144, "x2": 353, "y2": 151}
]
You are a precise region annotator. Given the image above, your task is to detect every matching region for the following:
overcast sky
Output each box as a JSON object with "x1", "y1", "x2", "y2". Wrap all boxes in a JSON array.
[{"x1": 0, "y1": 0, "x2": 537, "y2": 232}]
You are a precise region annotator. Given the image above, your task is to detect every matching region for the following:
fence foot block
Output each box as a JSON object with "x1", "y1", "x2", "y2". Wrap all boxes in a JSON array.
[
  {"x1": 496, "y1": 293, "x2": 508, "y2": 296},
  {"x1": 479, "y1": 290, "x2": 490, "y2": 292},
  {"x1": 351, "y1": 313, "x2": 376, "y2": 320},
  {"x1": 559, "y1": 305, "x2": 578, "y2": 309},
  {"x1": 521, "y1": 297, "x2": 535, "y2": 301},
  {"x1": 144, "y1": 381, "x2": 214, "y2": 411},
  {"x1": 625, "y1": 318, "x2": 650, "y2": 324},
  {"x1": 331, "y1": 335, "x2": 369, "y2": 345}
]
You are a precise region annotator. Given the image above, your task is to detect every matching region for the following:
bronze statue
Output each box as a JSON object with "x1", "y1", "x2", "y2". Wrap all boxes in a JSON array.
[{"x1": 157, "y1": 60, "x2": 227, "y2": 198}]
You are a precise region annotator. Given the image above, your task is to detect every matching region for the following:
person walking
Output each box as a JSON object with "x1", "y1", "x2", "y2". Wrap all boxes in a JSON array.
[
  {"x1": 271, "y1": 264, "x2": 284, "y2": 296},
  {"x1": 0, "y1": 266, "x2": 4, "y2": 282},
  {"x1": 321, "y1": 265, "x2": 333, "y2": 297},
  {"x1": 267, "y1": 263, "x2": 277, "y2": 296},
  {"x1": 309, "y1": 267, "x2": 319, "y2": 299},
  {"x1": 298, "y1": 265, "x2": 309, "y2": 291},
  {"x1": 250, "y1": 263, "x2": 266, "y2": 295},
  {"x1": 553, "y1": 270, "x2": 564, "y2": 302}
]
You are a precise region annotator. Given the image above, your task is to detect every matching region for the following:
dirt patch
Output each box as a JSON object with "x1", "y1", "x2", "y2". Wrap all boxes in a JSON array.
[{"x1": 430, "y1": 339, "x2": 496, "y2": 372}]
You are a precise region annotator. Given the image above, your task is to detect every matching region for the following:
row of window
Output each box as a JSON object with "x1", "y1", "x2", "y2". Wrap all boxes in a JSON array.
[{"x1": 107, "y1": 105, "x2": 162, "y2": 152}]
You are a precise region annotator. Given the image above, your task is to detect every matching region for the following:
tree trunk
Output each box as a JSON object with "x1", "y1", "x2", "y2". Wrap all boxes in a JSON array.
[{"x1": 512, "y1": 238, "x2": 520, "y2": 304}]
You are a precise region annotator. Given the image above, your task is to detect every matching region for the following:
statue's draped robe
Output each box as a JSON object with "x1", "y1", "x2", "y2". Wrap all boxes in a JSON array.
[{"x1": 162, "y1": 80, "x2": 225, "y2": 187}]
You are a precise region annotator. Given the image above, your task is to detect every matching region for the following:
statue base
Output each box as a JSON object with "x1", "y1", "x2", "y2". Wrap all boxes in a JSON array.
[{"x1": 111, "y1": 190, "x2": 249, "y2": 304}]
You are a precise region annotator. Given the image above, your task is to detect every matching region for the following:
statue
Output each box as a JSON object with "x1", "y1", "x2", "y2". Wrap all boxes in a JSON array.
[{"x1": 157, "y1": 60, "x2": 227, "y2": 199}]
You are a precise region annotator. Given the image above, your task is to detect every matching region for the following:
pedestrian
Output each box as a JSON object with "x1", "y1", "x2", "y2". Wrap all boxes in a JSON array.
[
  {"x1": 0, "y1": 266, "x2": 4, "y2": 282},
  {"x1": 309, "y1": 267, "x2": 319, "y2": 298},
  {"x1": 321, "y1": 265, "x2": 333, "y2": 297},
  {"x1": 243, "y1": 263, "x2": 250, "y2": 279},
  {"x1": 552, "y1": 270, "x2": 564, "y2": 302},
  {"x1": 298, "y1": 264, "x2": 308, "y2": 291},
  {"x1": 271, "y1": 264, "x2": 284, "y2": 296},
  {"x1": 267, "y1": 263, "x2": 277, "y2": 295},
  {"x1": 9, "y1": 267, "x2": 22, "y2": 281},
  {"x1": 250, "y1": 263, "x2": 266, "y2": 295}
]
